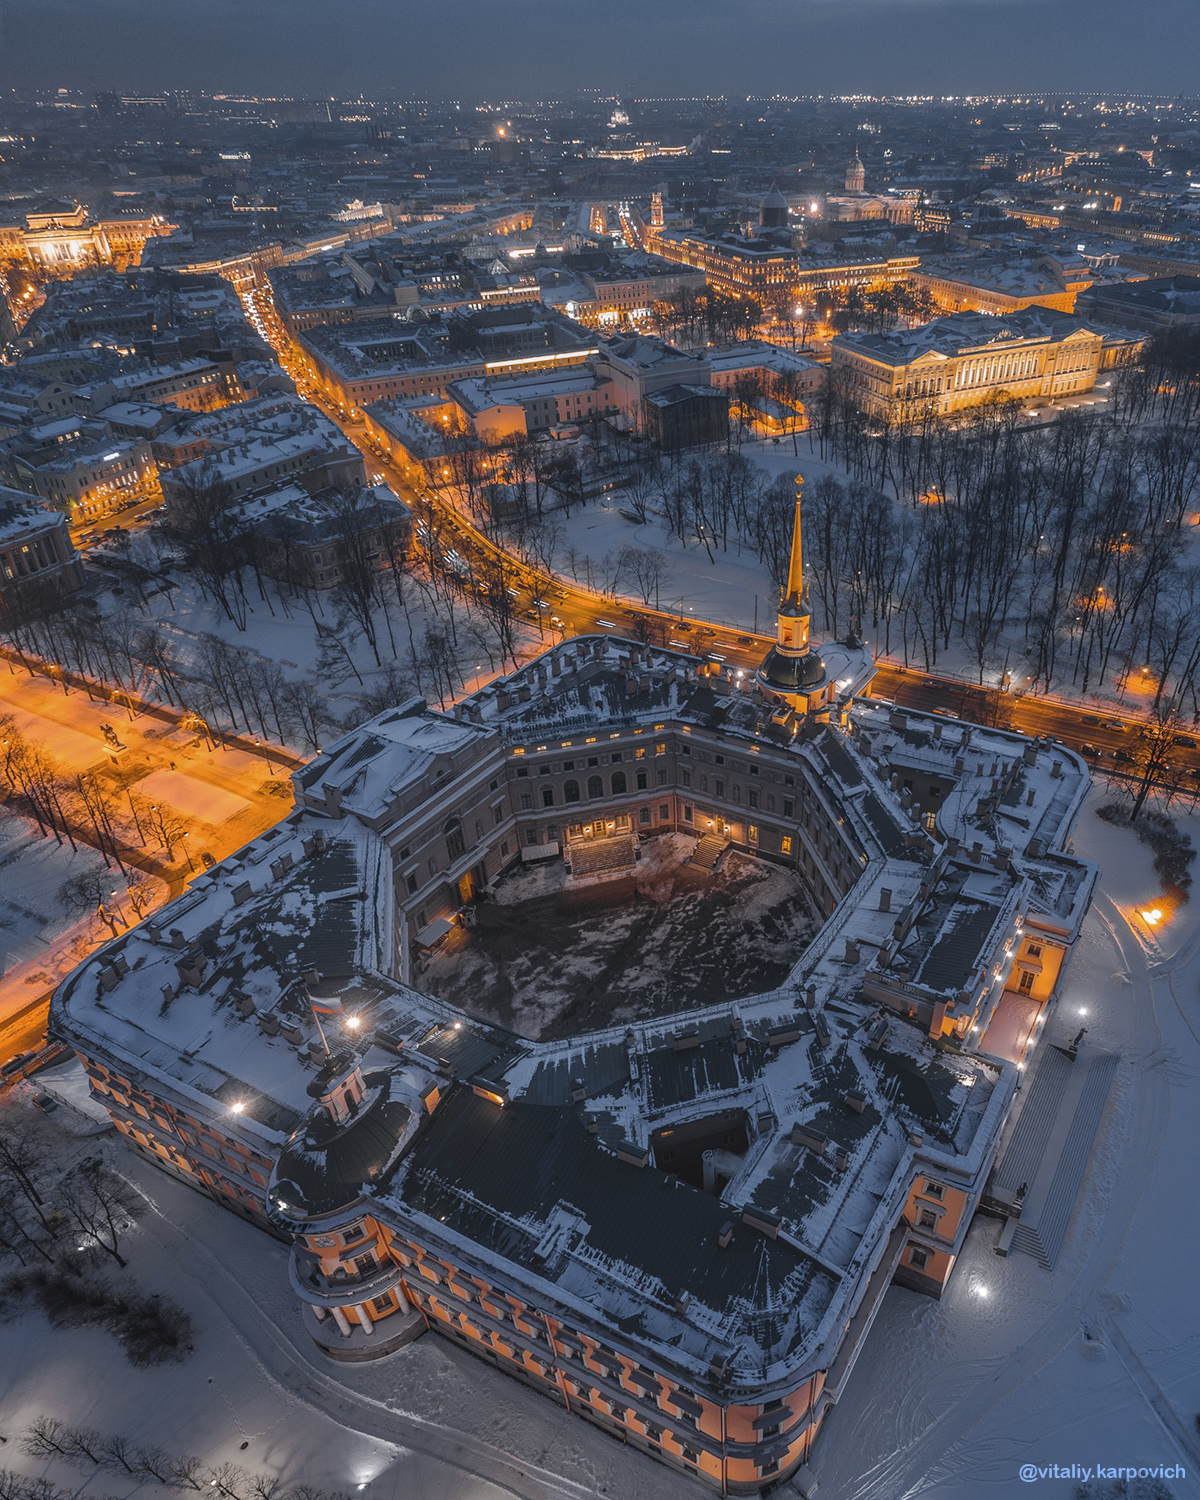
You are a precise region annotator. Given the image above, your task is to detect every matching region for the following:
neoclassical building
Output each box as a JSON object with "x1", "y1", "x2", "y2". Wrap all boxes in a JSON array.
[
  {"x1": 830, "y1": 305, "x2": 1134, "y2": 419},
  {"x1": 0, "y1": 199, "x2": 174, "y2": 274},
  {"x1": 53, "y1": 633, "x2": 1094, "y2": 1492}
]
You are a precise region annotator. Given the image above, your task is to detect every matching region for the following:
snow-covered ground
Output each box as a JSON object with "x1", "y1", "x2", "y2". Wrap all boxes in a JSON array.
[
  {"x1": 533, "y1": 439, "x2": 848, "y2": 635},
  {"x1": 2, "y1": 791, "x2": 1197, "y2": 1500},
  {"x1": 0, "y1": 811, "x2": 125, "y2": 980},
  {"x1": 121, "y1": 556, "x2": 543, "y2": 737},
  {"x1": 414, "y1": 835, "x2": 819, "y2": 1039},
  {"x1": 809, "y1": 789, "x2": 1200, "y2": 1500}
]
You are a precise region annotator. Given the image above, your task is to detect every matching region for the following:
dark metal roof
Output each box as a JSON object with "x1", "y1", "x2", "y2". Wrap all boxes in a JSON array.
[
  {"x1": 758, "y1": 647, "x2": 827, "y2": 691},
  {"x1": 402, "y1": 1089, "x2": 832, "y2": 1338},
  {"x1": 272, "y1": 1071, "x2": 412, "y2": 1216}
]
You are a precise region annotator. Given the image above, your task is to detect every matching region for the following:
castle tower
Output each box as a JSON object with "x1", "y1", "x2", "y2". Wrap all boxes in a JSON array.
[
  {"x1": 777, "y1": 480, "x2": 810, "y2": 655},
  {"x1": 756, "y1": 476, "x2": 829, "y2": 714},
  {"x1": 846, "y1": 150, "x2": 865, "y2": 193},
  {"x1": 650, "y1": 190, "x2": 664, "y2": 229}
]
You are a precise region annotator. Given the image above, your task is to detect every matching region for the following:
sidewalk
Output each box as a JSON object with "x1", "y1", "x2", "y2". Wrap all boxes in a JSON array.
[{"x1": 0, "y1": 644, "x2": 306, "y2": 770}]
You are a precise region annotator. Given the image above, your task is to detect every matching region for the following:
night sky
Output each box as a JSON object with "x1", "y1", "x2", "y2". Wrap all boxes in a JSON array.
[{"x1": 3, "y1": 0, "x2": 1199, "y2": 97}]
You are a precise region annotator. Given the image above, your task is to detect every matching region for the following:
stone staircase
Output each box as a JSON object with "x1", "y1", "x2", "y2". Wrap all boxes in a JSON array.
[
  {"x1": 690, "y1": 833, "x2": 729, "y2": 872},
  {"x1": 995, "y1": 1049, "x2": 1118, "y2": 1270},
  {"x1": 566, "y1": 834, "x2": 638, "y2": 878}
]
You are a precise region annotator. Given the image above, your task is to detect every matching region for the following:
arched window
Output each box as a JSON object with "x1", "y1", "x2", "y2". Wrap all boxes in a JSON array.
[
  {"x1": 611, "y1": 770, "x2": 627, "y2": 795},
  {"x1": 564, "y1": 780, "x2": 580, "y2": 804},
  {"x1": 444, "y1": 818, "x2": 465, "y2": 862},
  {"x1": 587, "y1": 775, "x2": 604, "y2": 799}
]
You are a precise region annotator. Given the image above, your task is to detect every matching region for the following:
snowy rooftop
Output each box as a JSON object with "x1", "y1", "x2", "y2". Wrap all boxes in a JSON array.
[{"x1": 54, "y1": 639, "x2": 1095, "y2": 1395}]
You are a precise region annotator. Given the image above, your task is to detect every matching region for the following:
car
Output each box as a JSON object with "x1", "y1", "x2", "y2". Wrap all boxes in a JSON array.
[
  {"x1": 922, "y1": 678, "x2": 939, "y2": 689},
  {"x1": 31, "y1": 1092, "x2": 58, "y2": 1114},
  {"x1": 1081, "y1": 714, "x2": 1103, "y2": 726},
  {"x1": 1105, "y1": 719, "x2": 1126, "y2": 732},
  {"x1": 1176, "y1": 735, "x2": 1196, "y2": 749},
  {"x1": 1, "y1": 1052, "x2": 33, "y2": 1078},
  {"x1": 1080, "y1": 743, "x2": 1102, "y2": 758},
  {"x1": 1113, "y1": 748, "x2": 1135, "y2": 764},
  {"x1": 737, "y1": 636, "x2": 753, "y2": 646}
]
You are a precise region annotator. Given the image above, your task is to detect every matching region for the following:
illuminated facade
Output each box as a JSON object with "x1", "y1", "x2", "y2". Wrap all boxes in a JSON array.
[
  {"x1": 648, "y1": 225, "x2": 918, "y2": 304},
  {"x1": 0, "y1": 199, "x2": 175, "y2": 274},
  {"x1": 830, "y1": 307, "x2": 1112, "y2": 418}
]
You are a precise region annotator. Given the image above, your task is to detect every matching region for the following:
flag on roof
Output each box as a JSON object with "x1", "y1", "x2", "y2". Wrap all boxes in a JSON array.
[{"x1": 309, "y1": 994, "x2": 343, "y2": 1017}]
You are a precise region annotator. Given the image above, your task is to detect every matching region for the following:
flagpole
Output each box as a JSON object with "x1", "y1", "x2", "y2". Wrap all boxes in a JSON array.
[{"x1": 313, "y1": 1011, "x2": 331, "y2": 1057}]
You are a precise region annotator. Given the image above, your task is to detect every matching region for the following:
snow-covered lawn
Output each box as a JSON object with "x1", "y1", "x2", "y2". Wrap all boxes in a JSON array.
[
  {"x1": 137, "y1": 767, "x2": 251, "y2": 825},
  {"x1": 0, "y1": 812, "x2": 128, "y2": 983}
]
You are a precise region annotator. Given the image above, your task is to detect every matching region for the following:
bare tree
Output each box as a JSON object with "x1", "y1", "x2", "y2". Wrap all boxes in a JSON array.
[
  {"x1": 21, "y1": 1418, "x2": 71, "y2": 1462},
  {"x1": 56, "y1": 1163, "x2": 141, "y2": 1269}
]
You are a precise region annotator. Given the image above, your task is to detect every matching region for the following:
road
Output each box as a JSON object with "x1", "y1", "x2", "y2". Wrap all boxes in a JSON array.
[
  {"x1": 242, "y1": 283, "x2": 1200, "y2": 796},
  {"x1": 0, "y1": 667, "x2": 294, "y2": 1066}
]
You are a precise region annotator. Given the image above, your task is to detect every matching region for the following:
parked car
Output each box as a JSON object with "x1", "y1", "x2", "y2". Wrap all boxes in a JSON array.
[
  {"x1": 1, "y1": 1052, "x2": 33, "y2": 1078},
  {"x1": 31, "y1": 1092, "x2": 58, "y2": 1114}
]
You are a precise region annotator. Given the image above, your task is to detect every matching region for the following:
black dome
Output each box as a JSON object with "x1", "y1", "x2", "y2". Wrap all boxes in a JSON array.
[
  {"x1": 758, "y1": 648, "x2": 827, "y2": 691},
  {"x1": 270, "y1": 1071, "x2": 411, "y2": 1218}
]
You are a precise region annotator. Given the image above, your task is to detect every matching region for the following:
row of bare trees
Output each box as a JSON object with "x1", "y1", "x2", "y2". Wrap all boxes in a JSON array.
[{"x1": 11, "y1": 1418, "x2": 350, "y2": 1500}]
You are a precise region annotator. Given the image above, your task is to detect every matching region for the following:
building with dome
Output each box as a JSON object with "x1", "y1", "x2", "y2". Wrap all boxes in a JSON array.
[
  {"x1": 845, "y1": 150, "x2": 866, "y2": 194},
  {"x1": 758, "y1": 186, "x2": 789, "y2": 231}
]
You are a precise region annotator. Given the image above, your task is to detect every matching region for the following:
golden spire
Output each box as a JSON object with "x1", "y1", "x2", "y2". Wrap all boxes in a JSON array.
[{"x1": 784, "y1": 474, "x2": 805, "y2": 607}]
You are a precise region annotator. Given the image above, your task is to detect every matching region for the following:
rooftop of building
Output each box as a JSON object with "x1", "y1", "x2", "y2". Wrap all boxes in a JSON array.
[
  {"x1": 832, "y1": 305, "x2": 1105, "y2": 364},
  {"x1": 0, "y1": 483, "x2": 71, "y2": 542},
  {"x1": 53, "y1": 638, "x2": 1095, "y2": 1393}
]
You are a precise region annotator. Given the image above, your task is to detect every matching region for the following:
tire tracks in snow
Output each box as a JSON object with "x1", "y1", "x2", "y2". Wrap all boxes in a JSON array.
[
  {"x1": 120, "y1": 1170, "x2": 605, "y2": 1500},
  {"x1": 822, "y1": 895, "x2": 1174, "y2": 1500}
]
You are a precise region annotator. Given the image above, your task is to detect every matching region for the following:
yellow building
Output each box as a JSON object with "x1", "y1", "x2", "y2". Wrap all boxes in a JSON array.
[
  {"x1": 830, "y1": 306, "x2": 1111, "y2": 418},
  {"x1": 911, "y1": 255, "x2": 1094, "y2": 317}
]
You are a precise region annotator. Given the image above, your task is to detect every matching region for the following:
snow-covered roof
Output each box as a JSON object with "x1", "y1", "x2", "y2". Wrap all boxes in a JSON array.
[{"x1": 54, "y1": 636, "x2": 1096, "y2": 1399}]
